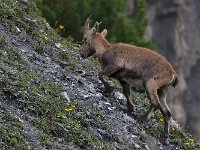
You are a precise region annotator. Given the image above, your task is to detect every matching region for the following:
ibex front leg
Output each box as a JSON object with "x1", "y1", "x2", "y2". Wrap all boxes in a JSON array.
[
  {"x1": 119, "y1": 80, "x2": 134, "y2": 116},
  {"x1": 99, "y1": 65, "x2": 122, "y2": 94}
]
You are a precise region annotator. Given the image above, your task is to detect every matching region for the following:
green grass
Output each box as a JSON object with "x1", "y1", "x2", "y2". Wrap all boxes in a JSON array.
[
  {"x1": 0, "y1": 112, "x2": 29, "y2": 149},
  {"x1": 0, "y1": 30, "x2": 110, "y2": 150}
]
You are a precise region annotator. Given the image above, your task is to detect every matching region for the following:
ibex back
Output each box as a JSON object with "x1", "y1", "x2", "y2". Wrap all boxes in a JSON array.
[{"x1": 80, "y1": 17, "x2": 178, "y2": 145}]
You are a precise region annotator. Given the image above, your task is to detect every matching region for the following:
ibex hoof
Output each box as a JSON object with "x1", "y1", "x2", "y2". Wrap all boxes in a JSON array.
[
  {"x1": 162, "y1": 139, "x2": 169, "y2": 145},
  {"x1": 161, "y1": 135, "x2": 169, "y2": 145},
  {"x1": 127, "y1": 108, "x2": 134, "y2": 116},
  {"x1": 127, "y1": 112, "x2": 137, "y2": 119},
  {"x1": 137, "y1": 118, "x2": 144, "y2": 124},
  {"x1": 137, "y1": 115, "x2": 147, "y2": 124},
  {"x1": 127, "y1": 110, "x2": 132, "y2": 115},
  {"x1": 105, "y1": 86, "x2": 114, "y2": 94}
]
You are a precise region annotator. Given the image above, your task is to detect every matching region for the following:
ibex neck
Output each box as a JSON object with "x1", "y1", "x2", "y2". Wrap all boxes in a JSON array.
[{"x1": 94, "y1": 40, "x2": 111, "y2": 60}]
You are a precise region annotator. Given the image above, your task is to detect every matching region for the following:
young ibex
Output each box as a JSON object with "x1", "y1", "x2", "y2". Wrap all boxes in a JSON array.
[{"x1": 80, "y1": 18, "x2": 178, "y2": 144}]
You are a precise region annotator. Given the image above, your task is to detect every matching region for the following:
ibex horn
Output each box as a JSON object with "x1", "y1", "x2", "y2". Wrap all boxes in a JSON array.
[{"x1": 84, "y1": 16, "x2": 90, "y2": 32}]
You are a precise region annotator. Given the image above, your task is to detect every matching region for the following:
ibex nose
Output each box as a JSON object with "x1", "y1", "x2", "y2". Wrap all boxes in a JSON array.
[{"x1": 80, "y1": 53, "x2": 86, "y2": 59}]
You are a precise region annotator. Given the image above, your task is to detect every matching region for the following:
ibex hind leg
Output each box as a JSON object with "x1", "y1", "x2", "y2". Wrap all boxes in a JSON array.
[
  {"x1": 138, "y1": 104, "x2": 159, "y2": 123},
  {"x1": 158, "y1": 86, "x2": 172, "y2": 145},
  {"x1": 156, "y1": 74, "x2": 174, "y2": 144},
  {"x1": 139, "y1": 79, "x2": 160, "y2": 123}
]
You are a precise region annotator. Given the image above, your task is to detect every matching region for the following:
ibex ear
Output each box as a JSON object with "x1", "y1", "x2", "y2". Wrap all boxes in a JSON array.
[{"x1": 101, "y1": 29, "x2": 107, "y2": 37}]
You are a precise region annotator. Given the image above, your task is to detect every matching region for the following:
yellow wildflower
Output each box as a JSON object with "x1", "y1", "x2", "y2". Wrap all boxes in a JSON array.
[
  {"x1": 18, "y1": 118, "x2": 24, "y2": 123},
  {"x1": 59, "y1": 25, "x2": 64, "y2": 29},
  {"x1": 171, "y1": 127, "x2": 175, "y2": 132},
  {"x1": 64, "y1": 104, "x2": 75, "y2": 112},
  {"x1": 64, "y1": 108, "x2": 73, "y2": 112},
  {"x1": 71, "y1": 104, "x2": 75, "y2": 108},
  {"x1": 185, "y1": 138, "x2": 195, "y2": 145},
  {"x1": 27, "y1": 145, "x2": 31, "y2": 150},
  {"x1": 44, "y1": 36, "x2": 48, "y2": 41},
  {"x1": 159, "y1": 117, "x2": 164, "y2": 122}
]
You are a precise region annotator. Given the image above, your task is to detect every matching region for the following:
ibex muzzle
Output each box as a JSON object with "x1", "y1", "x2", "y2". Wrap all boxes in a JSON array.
[{"x1": 80, "y1": 17, "x2": 178, "y2": 145}]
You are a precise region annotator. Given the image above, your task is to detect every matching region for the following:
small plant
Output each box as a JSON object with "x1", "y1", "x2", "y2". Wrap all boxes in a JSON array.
[
  {"x1": 60, "y1": 51, "x2": 69, "y2": 61},
  {"x1": 0, "y1": 41, "x2": 111, "y2": 149},
  {"x1": 35, "y1": 45, "x2": 45, "y2": 55}
]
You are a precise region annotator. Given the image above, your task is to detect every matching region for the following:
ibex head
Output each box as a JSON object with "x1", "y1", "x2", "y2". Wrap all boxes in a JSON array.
[{"x1": 80, "y1": 17, "x2": 107, "y2": 58}]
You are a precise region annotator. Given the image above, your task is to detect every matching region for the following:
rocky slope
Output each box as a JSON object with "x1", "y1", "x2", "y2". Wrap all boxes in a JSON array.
[
  {"x1": 145, "y1": 0, "x2": 200, "y2": 139},
  {"x1": 0, "y1": 0, "x2": 199, "y2": 149}
]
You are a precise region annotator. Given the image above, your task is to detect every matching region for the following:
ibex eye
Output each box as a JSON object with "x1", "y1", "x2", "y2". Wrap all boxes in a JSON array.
[{"x1": 81, "y1": 38, "x2": 86, "y2": 44}]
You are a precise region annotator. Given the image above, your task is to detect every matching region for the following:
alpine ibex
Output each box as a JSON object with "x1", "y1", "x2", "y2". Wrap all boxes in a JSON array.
[{"x1": 80, "y1": 18, "x2": 178, "y2": 144}]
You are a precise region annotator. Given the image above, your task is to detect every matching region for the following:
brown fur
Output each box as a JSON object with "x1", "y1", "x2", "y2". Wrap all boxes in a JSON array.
[{"x1": 80, "y1": 19, "x2": 178, "y2": 145}]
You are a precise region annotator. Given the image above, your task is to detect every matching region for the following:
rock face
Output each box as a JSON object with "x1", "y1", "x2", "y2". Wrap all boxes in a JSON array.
[{"x1": 145, "y1": 0, "x2": 200, "y2": 138}]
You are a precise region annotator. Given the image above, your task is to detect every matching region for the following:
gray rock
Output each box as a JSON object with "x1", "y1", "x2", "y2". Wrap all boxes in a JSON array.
[
  {"x1": 45, "y1": 23, "x2": 51, "y2": 30},
  {"x1": 61, "y1": 92, "x2": 71, "y2": 106},
  {"x1": 89, "y1": 128, "x2": 103, "y2": 140},
  {"x1": 122, "y1": 113, "x2": 135, "y2": 123},
  {"x1": 97, "y1": 129, "x2": 111, "y2": 140},
  {"x1": 134, "y1": 143, "x2": 141, "y2": 149},
  {"x1": 114, "y1": 91, "x2": 126, "y2": 101},
  {"x1": 95, "y1": 92, "x2": 103, "y2": 99}
]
